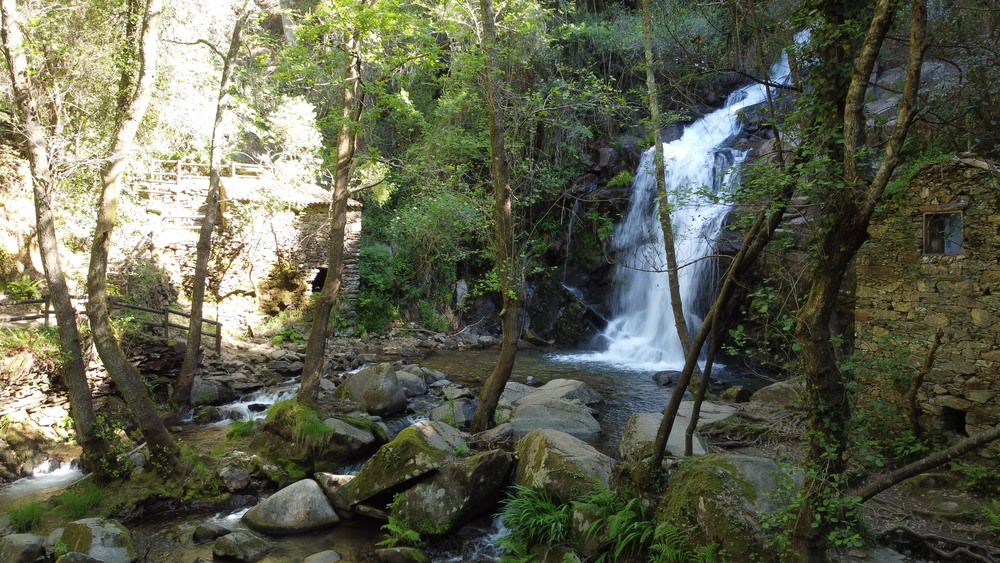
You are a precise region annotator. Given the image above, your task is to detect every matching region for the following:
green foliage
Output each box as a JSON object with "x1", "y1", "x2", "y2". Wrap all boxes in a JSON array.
[
  {"x1": 2, "y1": 274, "x2": 42, "y2": 300},
  {"x1": 266, "y1": 400, "x2": 333, "y2": 453},
  {"x1": 650, "y1": 522, "x2": 721, "y2": 563},
  {"x1": 6, "y1": 500, "x2": 44, "y2": 532},
  {"x1": 52, "y1": 539, "x2": 69, "y2": 558},
  {"x1": 581, "y1": 492, "x2": 656, "y2": 562},
  {"x1": 497, "y1": 485, "x2": 571, "y2": 557},
  {"x1": 378, "y1": 513, "x2": 423, "y2": 548},
  {"x1": 226, "y1": 420, "x2": 256, "y2": 440},
  {"x1": 983, "y1": 500, "x2": 1000, "y2": 533},
  {"x1": 951, "y1": 462, "x2": 1000, "y2": 495},
  {"x1": 93, "y1": 414, "x2": 137, "y2": 479},
  {"x1": 271, "y1": 326, "x2": 306, "y2": 346},
  {"x1": 54, "y1": 481, "x2": 104, "y2": 518},
  {"x1": 0, "y1": 326, "x2": 63, "y2": 366}
]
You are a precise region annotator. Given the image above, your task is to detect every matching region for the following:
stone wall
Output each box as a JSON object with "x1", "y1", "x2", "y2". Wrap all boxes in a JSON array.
[
  {"x1": 856, "y1": 157, "x2": 1000, "y2": 452},
  {"x1": 139, "y1": 172, "x2": 362, "y2": 326}
]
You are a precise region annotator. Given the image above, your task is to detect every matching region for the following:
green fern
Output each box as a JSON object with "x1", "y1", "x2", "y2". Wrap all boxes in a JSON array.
[
  {"x1": 497, "y1": 484, "x2": 570, "y2": 554},
  {"x1": 377, "y1": 516, "x2": 422, "y2": 548}
]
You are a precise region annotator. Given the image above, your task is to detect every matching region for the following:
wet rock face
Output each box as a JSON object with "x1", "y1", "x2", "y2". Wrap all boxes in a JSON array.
[
  {"x1": 514, "y1": 429, "x2": 614, "y2": 501},
  {"x1": 336, "y1": 363, "x2": 408, "y2": 416},
  {"x1": 212, "y1": 530, "x2": 271, "y2": 562},
  {"x1": 60, "y1": 517, "x2": 137, "y2": 563},
  {"x1": 389, "y1": 449, "x2": 513, "y2": 536},
  {"x1": 242, "y1": 478, "x2": 340, "y2": 534}
]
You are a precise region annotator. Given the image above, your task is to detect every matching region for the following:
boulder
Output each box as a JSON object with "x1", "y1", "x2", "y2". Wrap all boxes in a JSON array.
[
  {"x1": 323, "y1": 417, "x2": 378, "y2": 457},
  {"x1": 0, "y1": 533, "x2": 45, "y2": 563},
  {"x1": 749, "y1": 377, "x2": 805, "y2": 409},
  {"x1": 429, "y1": 398, "x2": 475, "y2": 428},
  {"x1": 504, "y1": 398, "x2": 601, "y2": 438},
  {"x1": 335, "y1": 420, "x2": 467, "y2": 511},
  {"x1": 212, "y1": 530, "x2": 271, "y2": 562},
  {"x1": 55, "y1": 553, "x2": 102, "y2": 563},
  {"x1": 337, "y1": 363, "x2": 408, "y2": 416},
  {"x1": 243, "y1": 479, "x2": 340, "y2": 534},
  {"x1": 61, "y1": 518, "x2": 137, "y2": 563},
  {"x1": 511, "y1": 379, "x2": 602, "y2": 407},
  {"x1": 498, "y1": 382, "x2": 535, "y2": 405},
  {"x1": 218, "y1": 462, "x2": 251, "y2": 492},
  {"x1": 390, "y1": 449, "x2": 513, "y2": 536},
  {"x1": 652, "y1": 370, "x2": 681, "y2": 387},
  {"x1": 619, "y1": 402, "x2": 736, "y2": 460},
  {"x1": 304, "y1": 550, "x2": 343, "y2": 563},
  {"x1": 656, "y1": 455, "x2": 799, "y2": 563},
  {"x1": 192, "y1": 522, "x2": 231, "y2": 543},
  {"x1": 514, "y1": 429, "x2": 613, "y2": 500},
  {"x1": 191, "y1": 377, "x2": 237, "y2": 406},
  {"x1": 315, "y1": 473, "x2": 355, "y2": 517},
  {"x1": 193, "y1": 405, "x2": 224, "y2": 423},
  {"x1": 395, "y1": 371, "x2": 428, "y2": 397}
]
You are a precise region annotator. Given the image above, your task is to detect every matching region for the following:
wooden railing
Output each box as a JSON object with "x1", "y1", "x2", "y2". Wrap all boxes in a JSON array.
[
  {"x1": 145, "y1": 159, "x2": 269, "y2": 184},
  {"x1": 112, "y1": 299, "x2": 223, "y2": 356},
  {"x1": 0, "y1": 296, "x2": 222, "y2": 355},
  {"x1": 0, "y1": 297, "x2": 52, "y2": 324}
]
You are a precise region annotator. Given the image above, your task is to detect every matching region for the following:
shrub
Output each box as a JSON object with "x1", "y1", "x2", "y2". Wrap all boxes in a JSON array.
[{"x1": 226, "y1": 420, "x2": 255, "y2": 440}]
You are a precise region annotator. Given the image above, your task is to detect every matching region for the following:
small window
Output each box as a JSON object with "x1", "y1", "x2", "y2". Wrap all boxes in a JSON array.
[{"x1": 924, "y1": 212, "x2": 962, "y2": 254}]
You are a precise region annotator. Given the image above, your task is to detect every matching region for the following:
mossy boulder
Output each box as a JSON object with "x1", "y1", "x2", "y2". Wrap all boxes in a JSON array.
[
  {"x1": 252, "y1": 400, "x2": 375, "y2": 471},
  {"x1": 514, "y1": 429, "x2": 613, "y2": 501},
  {"x1": 243, "y1": 478, "x2": 341, "y2": 534},
  {"x1": 61, "y1": 518, "x2": 137, "y2": 563},
  {"x1": 390, "y1": 449, "x2": 513, "y2": 536},
  {"x1": 333, "y1": 420, "x2": 467, "y2": 512},
  {"x1": 0, "y1": 533, "x2": 45, "y2": 563},
  {"x1": 656, "y1": 454, "x2": 796, "y2": 562},
  {"x1": 336, "y1": 363, "x2": 408, "y2": 416},
  {"x1": 212, "y1": 530, "x2": 271, "y2": 561}
]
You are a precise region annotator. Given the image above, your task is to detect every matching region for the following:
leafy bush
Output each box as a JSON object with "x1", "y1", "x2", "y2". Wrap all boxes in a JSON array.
[
  {"x1": 2, "y1": 274, "x2": 42, "y2": 300},
  {"x1": 7, "y1": 500, "x2": 44, "y2": 532}
]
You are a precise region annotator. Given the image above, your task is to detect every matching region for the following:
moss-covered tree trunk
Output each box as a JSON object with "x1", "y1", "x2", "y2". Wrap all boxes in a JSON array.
[
  {"x1": 297, "y1": 34, "x2": 363, "y2": 406},
  {"x1": 0, "y1": 0, "x2": 110, "y2": 475},
  {"x1": 86, "y1": 0, "x2": 178, "y2": 470},
  {"x1": 470, "y1": 0, "x2": 522, "y2": 433},
  {"x1": 176, "y1": 5, "x2": 253, "y2": 408},
  {"x1": 787, "y1": 0, "x2": 926, "y2": 558}
]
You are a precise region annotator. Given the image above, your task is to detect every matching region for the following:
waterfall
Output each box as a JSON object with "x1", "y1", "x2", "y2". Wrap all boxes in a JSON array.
[{"x1": 588, "y1": 52, "x2": 794, "y2": 372}]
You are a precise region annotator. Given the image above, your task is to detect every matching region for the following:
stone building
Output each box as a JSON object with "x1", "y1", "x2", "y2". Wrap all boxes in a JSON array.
[
  {"x1": 855, "y1": 156, "x2": 1000, "y2": 450},
  {"x1": 138, "y1": 161, "x2": 361, "y2": 329}
]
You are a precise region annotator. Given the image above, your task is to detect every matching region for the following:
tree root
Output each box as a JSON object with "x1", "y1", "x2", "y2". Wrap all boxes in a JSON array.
[{"x1": 885, "y1": 526, "x2": 999, "y2": 563}]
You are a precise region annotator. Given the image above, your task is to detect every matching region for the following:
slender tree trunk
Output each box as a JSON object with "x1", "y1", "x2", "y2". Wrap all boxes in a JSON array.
[
  {"x1": 650, "y1": 148, "x2": 795, "y2": 469},
  {"x1": 175, "y1": 5, "x2": 252, "y2": 408},
  {"x1": 641, "y1": 0, "x2": 696, "y2": 374},
  {"x1": 0, "y1": 0, "x2": 110, "y2": 475},
  {"x1": 86, "y1": 0, "x2": 178, "y2": 470},
  {"x1": 297, "y1": 37, "x2": 362, "y2": 406},
  {"x1": 788, "y1": 1, "x2": 926, "y2": 558},
  {"x1": 854, "y1": 423, "x2": 1000, "y2": 503},
  {"x1": 470, "y1": 0, "x2": 522, "y2": 433}
]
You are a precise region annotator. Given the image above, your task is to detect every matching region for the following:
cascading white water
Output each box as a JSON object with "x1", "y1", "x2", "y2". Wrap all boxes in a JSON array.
[{"x1": 589, "y1": 52, "x2": 794, "y2": 372}]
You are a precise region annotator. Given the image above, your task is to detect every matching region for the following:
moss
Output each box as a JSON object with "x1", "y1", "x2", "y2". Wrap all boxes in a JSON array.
[{"x1": 656, "y1": 455, "x2": 773, "y2": 563}]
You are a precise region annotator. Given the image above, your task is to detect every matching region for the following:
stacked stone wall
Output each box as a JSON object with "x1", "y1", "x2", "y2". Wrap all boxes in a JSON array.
[
  {"x1": 856, "y1": 158, "x2": 1000, "y2": 452},
  {"x1": 138, "y1": 175, "x2": 361, "y2": 324}
]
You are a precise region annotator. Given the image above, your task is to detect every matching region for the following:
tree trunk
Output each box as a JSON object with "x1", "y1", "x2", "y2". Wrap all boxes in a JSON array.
[
  {"x1": 175, "y1": 5, "x2": 252, "y2": 408},
  {"x1": 787, "y1": 1, "x2": 926, "y2": 558},
  {"x1": 469, "y1": 0, "x2": 522, "y2": 433},
  {"x1": 297, "y1": 37, "x2": 362, "y2": 406},
  {"x1": 0, "y1": 0, "x2": 110, "y2": 475},
  {"x1": 86, "y1": 0, "x2": 178, "y2": 471},
  {"x1": 642, "y1": 0, "x2": 696, "y2": 378}
]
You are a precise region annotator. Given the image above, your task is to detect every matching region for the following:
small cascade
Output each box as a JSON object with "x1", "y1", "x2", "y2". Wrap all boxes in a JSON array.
[
  {"x1": 563, "y1": 199, "x2": 582, "y2": 283},
  {"x1": 589, "y1": 51, "x2": 794, "y2": 371}
]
